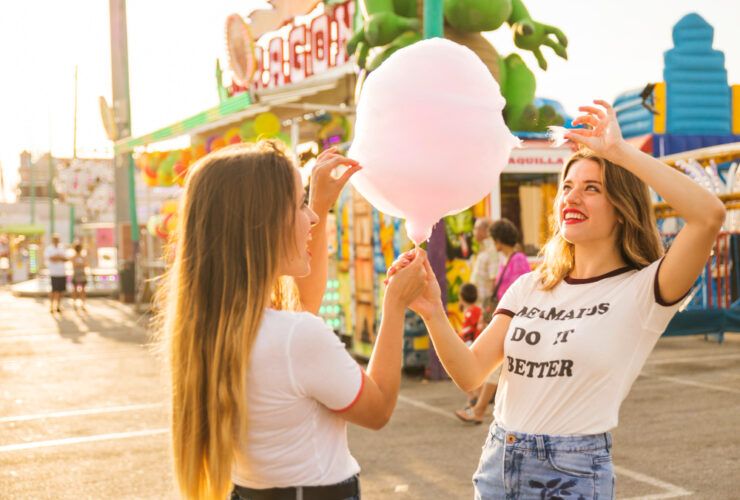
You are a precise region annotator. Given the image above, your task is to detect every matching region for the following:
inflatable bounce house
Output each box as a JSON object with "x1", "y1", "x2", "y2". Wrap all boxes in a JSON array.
[
  {"x1": 614, "y1": 13, "x2": 740, "y2": 154},
  {"x1": 615, "y1": 13, "x2": 740, "y2": 341}
]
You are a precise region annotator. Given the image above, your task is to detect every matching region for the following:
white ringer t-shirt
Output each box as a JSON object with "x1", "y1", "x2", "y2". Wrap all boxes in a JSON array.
[
  {"x1": 232, "y1": 309, "x2": 364, "y2": 488},
  {"x1": 492, "y1": 258, "x2": 683, "y2": 435}
]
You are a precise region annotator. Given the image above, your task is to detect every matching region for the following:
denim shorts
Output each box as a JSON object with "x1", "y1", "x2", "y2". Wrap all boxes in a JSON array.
[{"x1": 472, "y1": 423, "x2": 615, "y2": 500}]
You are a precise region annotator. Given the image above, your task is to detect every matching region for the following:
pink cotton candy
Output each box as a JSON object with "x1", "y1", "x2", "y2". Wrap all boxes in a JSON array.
[{"x1": 348, "y1": 38, "x2": 519, "y2": 244}]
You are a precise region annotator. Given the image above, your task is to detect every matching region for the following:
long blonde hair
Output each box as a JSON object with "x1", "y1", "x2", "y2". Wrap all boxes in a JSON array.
[
  {"x1": 159, "y1": 141, "x2": 299, "y2": 499},
  {"x1": 536, "y1": 149, "x2": 663, "y2": 290}
]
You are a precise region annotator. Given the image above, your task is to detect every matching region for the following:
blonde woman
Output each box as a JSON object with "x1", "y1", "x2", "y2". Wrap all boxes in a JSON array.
[
  {"x1": 388, "y1": 100, "x2": 725, "y2": 499},
  {"x1": 160, "y1": 142, "x2": 428, "y2": 500}
]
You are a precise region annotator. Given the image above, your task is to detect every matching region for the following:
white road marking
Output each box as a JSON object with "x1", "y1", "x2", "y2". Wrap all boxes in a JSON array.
[
  {"x1": 641, "y1": 373, "x2": 740, "y2": 394},
  {"x1": 3, "y1": 351, "x2": 149, "y2": 366},
  {"x1": 645, "y1": 352, "x2": 740, "y2": 365},
  {"x1": 0, "y1": 328, "x2": 141, "y2": 343},
  {"x1": 0, "y1": 403, "x2": 163, "y2": 423},
  {"x1": 0, "y1": 428, "x2": 168, "y2": 453},
  {"x1": 616, "y1": 465, "x2": 693, "y2": 499},
  {"x1": 397, "y1": 395, "x2": 458, "y2": 421},
  {"x1": 397, "y1": 394, "x2": 695, "y2": 499}
]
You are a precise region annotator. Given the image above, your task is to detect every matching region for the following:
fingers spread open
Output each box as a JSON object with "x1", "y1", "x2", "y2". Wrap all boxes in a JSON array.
[
  {"x1": 572, "y1": 114, "x2": 599, "y2": 129},
  {"x1": 593, "y1": 99, "x2": 613, "y2": 113},
  {"x1": 565, "y1": 128, "x2": 595, "y2": 138}
]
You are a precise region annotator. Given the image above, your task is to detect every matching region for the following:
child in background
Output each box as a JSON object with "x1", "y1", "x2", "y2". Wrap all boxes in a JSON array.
[
  {"x1": 458, "y1": 283, "x2": 482, "y2": 346},
  {"x1": 457, "y1": 282, "x2": 482, "y2": 410}
]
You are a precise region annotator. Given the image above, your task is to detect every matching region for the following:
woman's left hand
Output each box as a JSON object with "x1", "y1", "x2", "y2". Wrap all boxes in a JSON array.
[
  {"x1": 309, "y1": 147, "x2": 362, "y2": 215},
  {"x1": 565, "y1": 100, "x2": 625, "y2": 161}
]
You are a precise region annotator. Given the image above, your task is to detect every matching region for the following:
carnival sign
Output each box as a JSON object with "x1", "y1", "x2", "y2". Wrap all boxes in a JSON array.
[{"x1": 225, "y1": 0, "x2": 355, "y2": 91}]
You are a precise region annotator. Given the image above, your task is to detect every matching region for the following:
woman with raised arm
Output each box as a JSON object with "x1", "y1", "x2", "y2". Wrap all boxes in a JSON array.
[
  {"x1": 160, "y1": 141, "x2": 428, "y2": 500},
  {"x1": 389, "y1": 100, "x2": 725, "y2": 499}
]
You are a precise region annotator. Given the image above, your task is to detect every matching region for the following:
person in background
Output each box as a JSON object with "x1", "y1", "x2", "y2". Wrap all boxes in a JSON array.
[
  {"x1": 71, "y1": 243, "x2": 89, "y2": 311},
  {"x1": 470, "y1": 217, "x2": 498, "y2": 311},
  {"x1": 456, "y1": 219, "x2": 530, "y2": 424},
  {"x1": 160, "y1": 142, "x2": 428, "y2": 500},
  {"x1": 455, "y1": 282, "x2": 484, "y2": 410},
  {"x1": 45, "y1": 234, "x2": 68, "y2": 313}
]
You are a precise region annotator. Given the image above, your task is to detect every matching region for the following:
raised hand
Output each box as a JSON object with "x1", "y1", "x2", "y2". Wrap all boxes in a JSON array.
[
  {"x1": 565, "y1": 100, "x2": 625, "y2": 161},
  {"x1": 308, "y1": 148, "x2": 362, "y2": 215}
]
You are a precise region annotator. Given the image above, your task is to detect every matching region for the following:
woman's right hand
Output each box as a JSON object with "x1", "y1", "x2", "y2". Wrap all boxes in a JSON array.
[
  {"x1": 384, "y1": 248, "x2": 428, "y2": 308},
  {"x1": 385, "y1": 250, "x2": 443, "y2": 318},
  {"x1": 408, "y1": 257, "x2": 443, "y2": 319}
]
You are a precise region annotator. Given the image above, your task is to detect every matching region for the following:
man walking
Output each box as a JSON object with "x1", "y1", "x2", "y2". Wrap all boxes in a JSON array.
[{"x1": 45, "y1": 234, "x2": 68, "y2": 313}]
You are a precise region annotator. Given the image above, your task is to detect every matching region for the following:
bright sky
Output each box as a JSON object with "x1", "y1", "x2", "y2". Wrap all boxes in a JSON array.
[{"x1": 1, "y1": 0, "x2": 739, "y2": 202}]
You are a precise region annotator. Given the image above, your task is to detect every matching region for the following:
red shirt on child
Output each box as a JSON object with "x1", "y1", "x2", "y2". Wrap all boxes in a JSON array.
[{"x1": 460, "y1": 305, "x2": 482, "y2": 344}]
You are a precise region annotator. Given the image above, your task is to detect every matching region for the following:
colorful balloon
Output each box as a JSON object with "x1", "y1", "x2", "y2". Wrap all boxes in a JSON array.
[
  {"x1": 275, "y1": 131, "x2": 292, "y2": 147},
  {"x1": 205, "y1": 135, "x2": 219, "y2": 153},
  {"x1": 193, "y1": 143, "x2": 207, "y2": 159},
  {"x1": 159, "y1": 160, "x2": 174, "y2": 177},
  {"x1": 161, "y1": 199, "x2": 179, "y2": 215},
  {"x1": 255, "y1": 112, "x2": 280, "y2": 138},
  {"x1": 155, "y1": 222, "x2": 168, "y2": 239},
  {"x1": 157, "y1": 170, "x2": 174, "y2": 187},
  {"x1": 180, "y1": 148, "x2": 192, "y2": 166},
  {"x1": 143, "y1": 171, "x2": 158, "y2": 187},
  {"x1": 348, "y1": 39, "x2": 519, "y2": 244},
  {"x1": 240, "y1": 121, "x2": 257, "y2": 141},
  {"x1": 225, "y1": 127, "x2": 241, "y2": 144},
  {"x1": 164, "y1": 212, "x2": 178, "y2": 233},
  {"x1": 147, "y1": 214, "x2": 162, "y2": 235}
]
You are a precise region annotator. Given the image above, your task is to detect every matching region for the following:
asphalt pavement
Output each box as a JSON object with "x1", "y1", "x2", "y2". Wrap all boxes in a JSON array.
[{"x1": 1, "y1": 289, "x2": 739, "y2": 499}]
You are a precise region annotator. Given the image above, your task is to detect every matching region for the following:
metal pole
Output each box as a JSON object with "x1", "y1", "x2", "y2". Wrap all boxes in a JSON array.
[
  {"x1": 70, "y1": 204, "x2": 75, "y2": 243},
  {"x1": 109, "y1": 0, "x2": 139, "y2": 302},
  {"x1": 29, "y1": 154, "x2": 35, "y2": 224},
  {"x1": 423, "y1": 0, "x2": 443, "y2": 38},
  {"x1": 422, "y1": 0, "x2": 448, "y2": 380},
  {"x1": 70, "y1": 66, "x2": 78, "y2": 241},
  {"x1": 48, "y1": 152, "x2": 54, "y2": 235},
  {"x1": 73, "y1": 66, "x2": 78, "y2": 159}
]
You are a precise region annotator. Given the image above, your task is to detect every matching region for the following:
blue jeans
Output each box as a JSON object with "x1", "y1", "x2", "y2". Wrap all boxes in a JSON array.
[{"x1": 473, "y1": 423, "x2": 615, "y2": 500}]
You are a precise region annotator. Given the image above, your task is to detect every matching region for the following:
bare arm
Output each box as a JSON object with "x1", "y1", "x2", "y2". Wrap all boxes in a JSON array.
[
  {"x1": 395, "y1": 257, "x2": 509, "y2": 392},
  {"x1": 567, "y1": 100, "x2": 726, "y2": 303},
  {"x1": 338, "y1": 250, "x2": 427, "y2": 429},
  {"x1": 295, "y1": 149, "x2": 361, "y2": 313},
  {"x1": 422, "y1": 303, "x2": 510, "y2": 392}
]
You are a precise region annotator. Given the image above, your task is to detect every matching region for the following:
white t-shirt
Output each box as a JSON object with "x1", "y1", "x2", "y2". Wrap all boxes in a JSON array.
[
  {"x1": 471, "y1": 238, "x2": 499, "y2": 302},
  {"x1": 492, "y1": 258, "x2": 682, "y2": 435},
  {"x1": 232, "y1": 309, "x2": 364, "y2": 488},
  {"x1": 44, "y1": 245, "x2": 67, "y2": 277}
]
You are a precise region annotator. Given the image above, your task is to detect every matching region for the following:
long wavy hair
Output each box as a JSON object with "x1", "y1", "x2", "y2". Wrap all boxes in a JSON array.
[
  {"x1": 158, "y1": 140, "x2": 299, "y2": 499},
  {"x1": 536, "y1": 149, "x2": 663, "y2": 290}
]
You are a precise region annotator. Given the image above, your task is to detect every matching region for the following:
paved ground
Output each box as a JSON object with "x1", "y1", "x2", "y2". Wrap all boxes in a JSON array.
[{"x1": 1, "y1": 289, "x2": 739, "y2": 499}]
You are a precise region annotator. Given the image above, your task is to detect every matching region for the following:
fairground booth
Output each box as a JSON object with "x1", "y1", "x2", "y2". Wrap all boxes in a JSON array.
[
  {"x1": 118, "y1": 0, "x2": 582, "y2": 373},
  {"x1": 120, "y1": 4, "x2": 740, "y2": 374},
  {"x1": 612, "y1": 13, "x2": 740, "y2": 341}
]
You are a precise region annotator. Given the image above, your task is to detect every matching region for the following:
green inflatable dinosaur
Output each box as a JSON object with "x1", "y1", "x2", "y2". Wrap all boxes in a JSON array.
[{"x1": 346, "y1": 0, "x2": 567, "y2": 131}]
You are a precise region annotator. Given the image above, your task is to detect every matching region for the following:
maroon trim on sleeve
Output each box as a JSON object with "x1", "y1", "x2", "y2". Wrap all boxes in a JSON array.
[
  {"x1": 331, "y1": 368, "x2": 365, "y2": 413},
  {"x1": 493, "y1": 308, "x2": 515, "y2": 318},
  {"x1": 654, "y1": 257, "x2": 690, "y2": 306}
]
